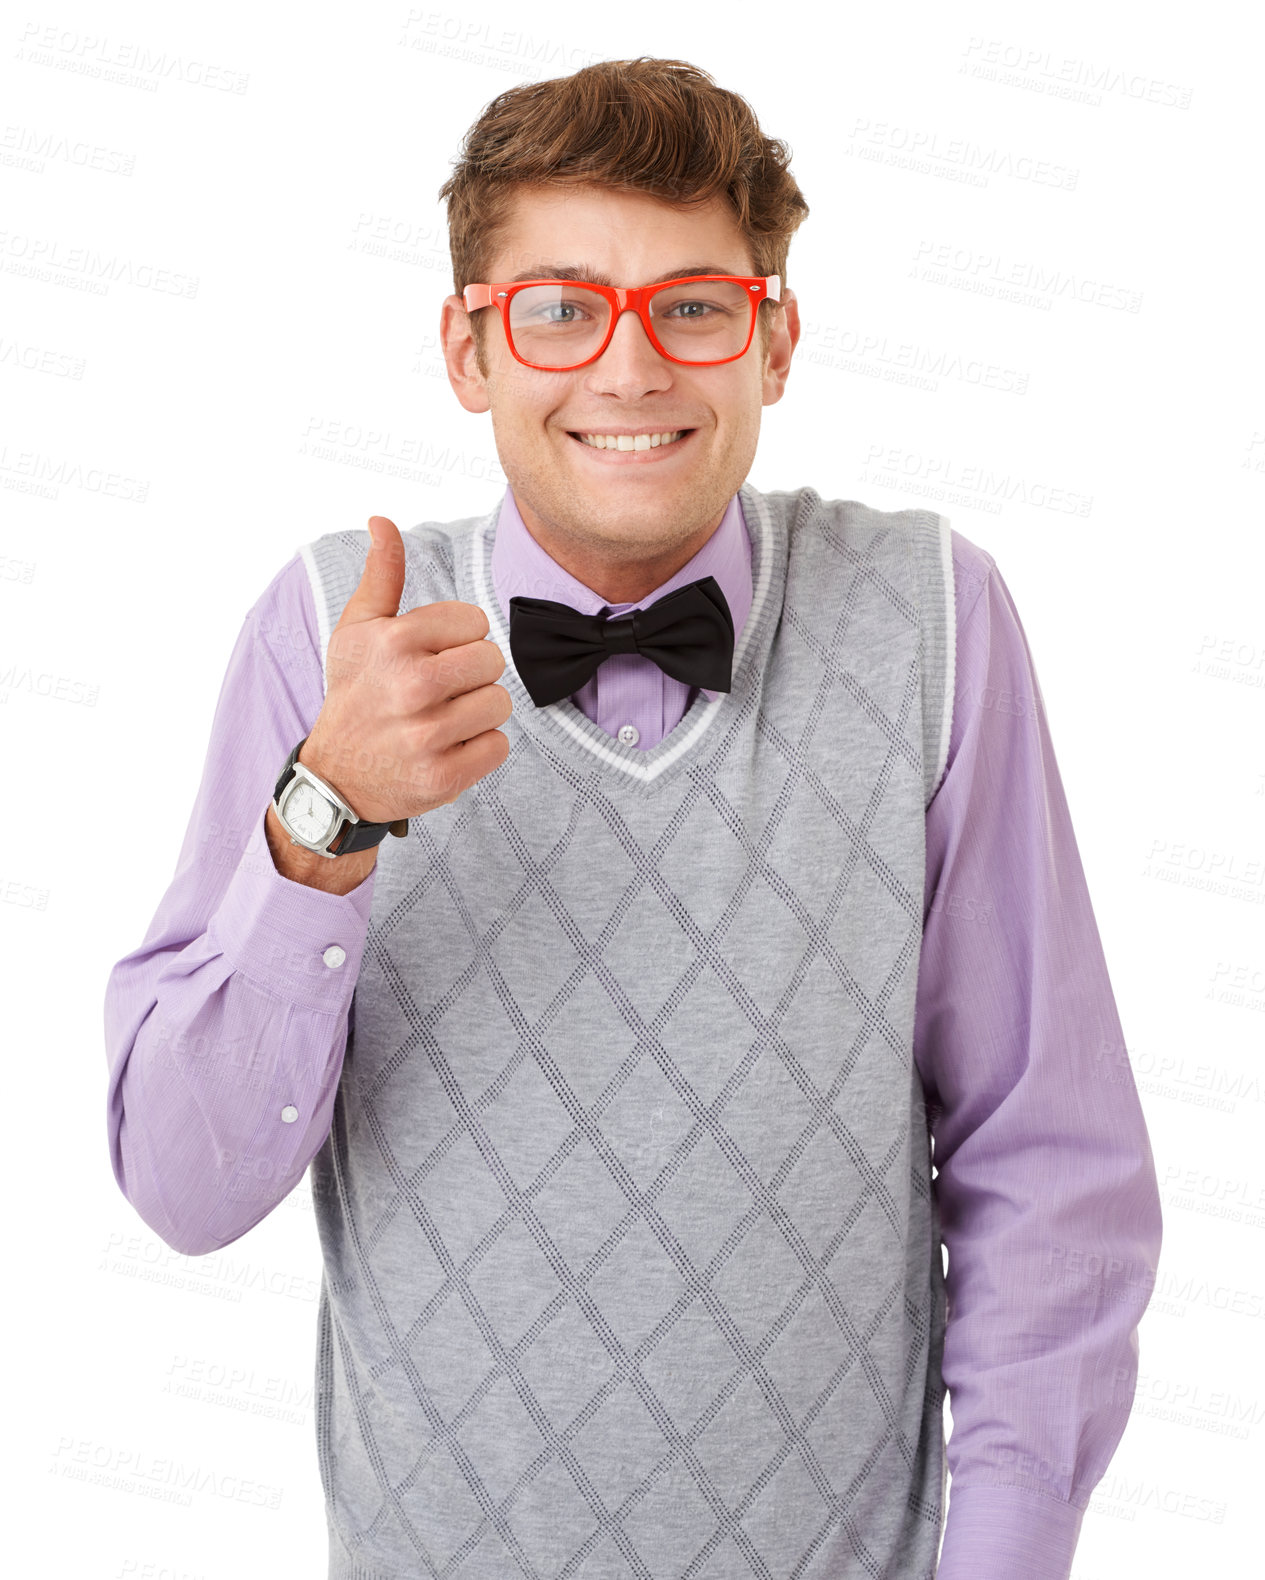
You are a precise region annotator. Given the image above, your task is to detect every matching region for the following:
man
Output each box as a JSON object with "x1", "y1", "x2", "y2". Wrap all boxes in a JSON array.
[{"x1": 104, "y1": 57, "x2": 1162, "y2": 1580}]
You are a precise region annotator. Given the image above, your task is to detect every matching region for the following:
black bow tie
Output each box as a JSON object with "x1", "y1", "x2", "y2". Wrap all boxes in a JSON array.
[{"x1": 508, "y1": 575, "x2": 735, "y2": 708}]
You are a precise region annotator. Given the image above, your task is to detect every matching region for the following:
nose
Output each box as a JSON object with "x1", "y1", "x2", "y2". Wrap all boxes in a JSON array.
[{"x1": 583, "y1": 304, "x2": 673, "y2": 395}]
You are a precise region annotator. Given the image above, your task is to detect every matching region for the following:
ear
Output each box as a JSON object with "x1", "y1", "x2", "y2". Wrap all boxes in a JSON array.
[
  {"x1": 761, "y1": 287, "x2": 800, "y2": 407},
  {"x1": 441, "y1": 294, "x2": 491, "y2": 414}
]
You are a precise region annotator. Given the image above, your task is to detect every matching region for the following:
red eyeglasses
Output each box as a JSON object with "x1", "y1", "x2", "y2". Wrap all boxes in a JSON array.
[{"x1": 462, "y1": 274, "x2": 783, "y2": 371}]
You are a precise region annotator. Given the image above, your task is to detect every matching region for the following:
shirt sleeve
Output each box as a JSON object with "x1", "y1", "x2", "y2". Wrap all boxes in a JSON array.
[
  {"x1": 915, "y1": 537, "x2": 1164, "y2": 1580},
  {"x1": 103, "y1": 553, "x2": 376, "y2": 1256}
]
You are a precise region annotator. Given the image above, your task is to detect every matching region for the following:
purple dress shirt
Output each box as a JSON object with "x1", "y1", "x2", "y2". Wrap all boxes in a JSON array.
[{"x1": 103, "y1": 487, "x2": 1163, "y2": 1580}]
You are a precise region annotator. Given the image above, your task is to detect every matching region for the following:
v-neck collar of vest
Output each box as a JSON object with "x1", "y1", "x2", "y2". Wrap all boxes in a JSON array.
[{"x1": 456, "y1": 483, "x2": 787, "y2": 789}]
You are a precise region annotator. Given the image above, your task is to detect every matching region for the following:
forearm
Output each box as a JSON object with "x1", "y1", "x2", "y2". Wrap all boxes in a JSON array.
[
  {"x1": 106, "y1": 810, "x2": 375, "y2": 1256},
  {"x1": 107, "y1": 958, "x2": 350, "y2": 1255}
]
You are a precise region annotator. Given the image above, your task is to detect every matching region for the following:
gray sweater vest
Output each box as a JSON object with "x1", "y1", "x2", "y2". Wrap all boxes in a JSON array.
[{"x1": 298, "y1": 483, "x2": 956, "y2": 1580}]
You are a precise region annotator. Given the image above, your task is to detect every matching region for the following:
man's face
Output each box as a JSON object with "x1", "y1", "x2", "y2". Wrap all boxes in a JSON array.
[{"x1": 441, "y1": 182, "x2": 800, "y2": 601}]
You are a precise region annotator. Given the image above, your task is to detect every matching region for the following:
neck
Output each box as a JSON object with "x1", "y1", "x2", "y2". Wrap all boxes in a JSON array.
[{"x1": 513, "y1": 497, "x2": 728, "y2": 605}]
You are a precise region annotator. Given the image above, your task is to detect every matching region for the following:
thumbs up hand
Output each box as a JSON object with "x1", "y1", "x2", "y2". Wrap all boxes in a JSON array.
[{"x1": 298, "y1": 516, "x2": 512, "y2": 825}]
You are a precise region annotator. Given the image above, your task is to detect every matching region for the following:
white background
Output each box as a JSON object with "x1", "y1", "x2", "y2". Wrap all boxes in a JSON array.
[{"x1": 3, "y1": 1, "x2": 1263, "y2": 1575}]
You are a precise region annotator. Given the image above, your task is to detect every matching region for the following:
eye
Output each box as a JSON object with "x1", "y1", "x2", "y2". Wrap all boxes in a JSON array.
[
  {"x1": 531, "y1": 300, "x2": 593, "y2": 324},
  {"x1": 664, "y1": 299, "x2": 717, "y2": 319}
]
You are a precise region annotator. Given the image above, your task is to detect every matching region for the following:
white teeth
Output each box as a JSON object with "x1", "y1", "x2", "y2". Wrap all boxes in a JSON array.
[{"x1": 578, "y1": 430, "x2": 684, "y2": 450}]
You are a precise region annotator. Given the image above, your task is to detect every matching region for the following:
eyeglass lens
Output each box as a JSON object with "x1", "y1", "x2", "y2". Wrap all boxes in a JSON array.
[{"x1": 506, "y1": 280, "x2": 757, "y2": 367}]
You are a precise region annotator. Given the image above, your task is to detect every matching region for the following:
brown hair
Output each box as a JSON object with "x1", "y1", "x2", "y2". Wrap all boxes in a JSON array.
[{"x1": 438, "y1": 57, "x2": 809, "y2": 370}]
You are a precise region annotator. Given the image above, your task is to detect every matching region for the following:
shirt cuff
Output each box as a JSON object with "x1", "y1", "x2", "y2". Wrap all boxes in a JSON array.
[
  {"x1": 205, "y1": 802, "x2": 377, "y2": 1014},
  {"x1": 936, "y1": 1484, "x2": 1085, "y2": 1580}
]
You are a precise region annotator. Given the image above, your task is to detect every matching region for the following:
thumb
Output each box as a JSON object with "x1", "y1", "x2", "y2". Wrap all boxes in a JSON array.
[{"x1": 339, "y1": 515, "x2": 405, "y2": 624}]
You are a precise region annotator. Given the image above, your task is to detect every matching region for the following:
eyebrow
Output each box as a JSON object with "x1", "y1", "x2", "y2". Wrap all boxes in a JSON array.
[{"x1": 505, "y1": 263, "x2": 746, "y2": 286}]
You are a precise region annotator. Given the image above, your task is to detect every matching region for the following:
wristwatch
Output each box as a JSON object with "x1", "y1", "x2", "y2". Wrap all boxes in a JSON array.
[{"x1": 272, "y1": 737, "x2": 408, "y2": 859}]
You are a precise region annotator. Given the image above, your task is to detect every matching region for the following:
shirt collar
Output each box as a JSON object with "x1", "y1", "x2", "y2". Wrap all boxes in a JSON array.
[{"x1": 489, "y1": 488, "x2": 753, "y2": 703}]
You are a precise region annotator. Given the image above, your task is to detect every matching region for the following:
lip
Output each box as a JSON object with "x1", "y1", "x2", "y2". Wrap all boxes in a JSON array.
[{"x1": 565, "y1": 428, "x2": 697, "y2": 464}]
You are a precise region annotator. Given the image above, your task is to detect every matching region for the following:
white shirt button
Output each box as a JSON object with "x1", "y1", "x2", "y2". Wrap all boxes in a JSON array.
[
  {"x1": 280, "y1": 1105, "x2": 299, "y2": 1124},
  {"x1": 617, "y1": 723, "x2": 640, "y2": 745},
  {"x1": 322, "y1": 944, "x2": 346, "y2": 969}
]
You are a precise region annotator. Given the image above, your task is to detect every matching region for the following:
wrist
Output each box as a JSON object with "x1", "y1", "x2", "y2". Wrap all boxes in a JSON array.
[
  {"x1": 273, "y1": 730, "x2": 406, "y2": 867},
  {"x1": 296, "y1": 733, "x2": 387, "y2": 824},
  {"x1": 264, "y1": 801, "x2": 377, "y2": 894}
]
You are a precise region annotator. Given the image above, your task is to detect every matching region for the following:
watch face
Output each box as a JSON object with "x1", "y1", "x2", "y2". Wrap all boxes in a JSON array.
[{"x1": 284, "y1": 781, "x2": 337, "y2": 844}]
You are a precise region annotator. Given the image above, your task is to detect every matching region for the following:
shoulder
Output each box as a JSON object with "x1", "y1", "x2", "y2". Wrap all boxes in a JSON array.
[
  {"x1": 753, "y1": 480, "x2": 973, "y2": 556},
  {"x1": 751, "y1": 484, "x2": 995, "y2": 612},
  {"x1": 272, "y1": 508, "x2": 495, "y2": 674},
  {"x1": 750, "y1": 482, "x2": 937, "y2": 540},
  {"x1": 295, "y1": 508, "x2": 491, "y2": 607},
  {"x1": 242, "y1": 551, "x2": 322, "y2": 674},
  {"x1": 296, "y1": 519, "x2": 471, "y2": 583},
  {"x1": 948, "y1": 527, "x2": 996, "y2": 634}
]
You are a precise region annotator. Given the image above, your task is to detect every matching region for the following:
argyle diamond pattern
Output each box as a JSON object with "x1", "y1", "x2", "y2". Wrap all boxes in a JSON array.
[{"x1": 303, "y1": 486, "x2": 951, "y2": 1580}]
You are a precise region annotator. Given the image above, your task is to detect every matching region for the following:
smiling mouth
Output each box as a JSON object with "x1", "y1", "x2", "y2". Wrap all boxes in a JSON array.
[{"x1": 567, "y1": 429, "x2": 694, "y2": 451}]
